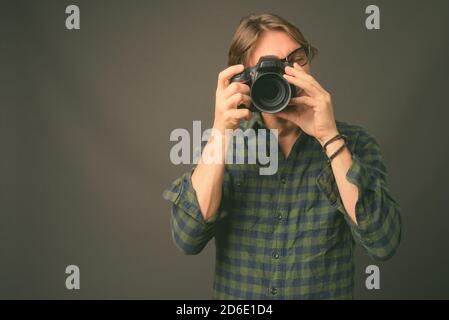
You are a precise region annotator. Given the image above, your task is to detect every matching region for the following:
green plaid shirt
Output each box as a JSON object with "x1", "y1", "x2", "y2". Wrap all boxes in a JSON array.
[{"x1": 163, "y1": 113, "x2": 401, "y2": 299}]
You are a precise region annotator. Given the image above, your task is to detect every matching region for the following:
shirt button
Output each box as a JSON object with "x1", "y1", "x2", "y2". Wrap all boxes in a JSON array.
[
  {"x1": 272, "y1": 251, "x2": 280, "y2": 259},
  {"x1": 270, "y1": 287, "x2": 277, "y2": 295},
  {"x1": 277, "y1": 213, "x2": 283, "y2": 221},
  {"x1": 280, "y1": 178, "x2": 287, "y2": 185}
]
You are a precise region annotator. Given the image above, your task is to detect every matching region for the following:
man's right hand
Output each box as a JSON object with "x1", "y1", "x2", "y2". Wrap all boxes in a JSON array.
[
  {"x1": 192, "y1": 65, "x2": 251, "y2": 220},
  {"x1": 213, "y1": 64, "x2": 252, "y2": 133}
]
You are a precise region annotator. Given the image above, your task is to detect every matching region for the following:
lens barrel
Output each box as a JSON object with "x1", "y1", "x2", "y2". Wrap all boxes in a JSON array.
[{"x1": 251, "y1": 72, "x2": 292, "y2": 113}]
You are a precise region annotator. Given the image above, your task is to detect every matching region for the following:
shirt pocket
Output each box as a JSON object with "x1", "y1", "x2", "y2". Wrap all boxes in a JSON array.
[
  {"x1": 294, "y1": 189, "x2": 345, "y2": 255},
  {"x1": 298, "y1": 183, "x2": 344, "y2": 230},
  {"x1": 227, "y1": 172, "x2": 260, "y2": 231}
]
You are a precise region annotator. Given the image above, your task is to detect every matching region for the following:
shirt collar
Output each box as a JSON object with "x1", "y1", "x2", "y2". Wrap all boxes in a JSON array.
[{"x1": 241, "y1": 111, "x2": 311, "y2": 155}]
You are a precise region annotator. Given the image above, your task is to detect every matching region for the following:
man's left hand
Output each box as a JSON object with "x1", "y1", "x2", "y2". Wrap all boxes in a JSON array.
[{"x1": 276, "y1": 62, "x2": 339, "y2": 145}]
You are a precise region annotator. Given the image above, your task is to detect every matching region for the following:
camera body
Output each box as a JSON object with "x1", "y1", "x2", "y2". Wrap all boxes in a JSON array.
[{"x1": 230, "y1": 55, "x2": 296, "y2": 113}]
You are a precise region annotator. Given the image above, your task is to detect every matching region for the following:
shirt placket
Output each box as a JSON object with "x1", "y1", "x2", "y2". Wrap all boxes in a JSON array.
[
  {"x1": 267, "y1": 154, "x2": 290, "y2": 299},
  {"x1": 267, "y1": 133, "x2": 307, "y2": 299}
]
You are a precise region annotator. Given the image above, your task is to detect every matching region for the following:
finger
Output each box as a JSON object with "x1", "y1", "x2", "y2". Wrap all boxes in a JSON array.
[
  {"x1": 228, "y1": 108, "x2": 252, "y2": 121},
  {"x1": 288, "y1": 96, "x2": 317, "y2": 108},
  {"x1": 287, "y1": 62, "x2": 308, "y2": 74},
  {"x1": 217, "y1": 64, "x2": 245, "y2": 92},
  {"x1": 283, "y1": 74, "x2": 320, "y2": 97},
  {"x1": 292, "y1": 62, "x2": 304, "y2": 70},
  {"x1": 276, "y1": 104, "x2": 308, "y2": 121},
  {"x1": 222, "y1": 81, "x2": 250, "y2": 99},
  {"x1": 292, "y1": 62, "x2": 311, "y2": 75},
  {"x1": 225, "y1": 93, "x2": 251, "y2": 110},
  {"x1": 285, "y1": 64, "x2": 325, "y2": 91}
]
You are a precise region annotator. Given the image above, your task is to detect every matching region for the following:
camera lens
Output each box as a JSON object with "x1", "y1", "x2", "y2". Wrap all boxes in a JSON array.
[{"x1": 251, "y1": 73, "x2": 292, "y2": 113}]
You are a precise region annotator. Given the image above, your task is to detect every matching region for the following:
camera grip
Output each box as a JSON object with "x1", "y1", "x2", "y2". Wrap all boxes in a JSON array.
[{"x1": 230, "y1": 69, "x2": 251, "y2": 84}]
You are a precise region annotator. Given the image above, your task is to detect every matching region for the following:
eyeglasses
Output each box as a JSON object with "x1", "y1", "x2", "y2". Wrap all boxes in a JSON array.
[{"x1": 282, "y1": 45, "x2": 311, "y2": 67}]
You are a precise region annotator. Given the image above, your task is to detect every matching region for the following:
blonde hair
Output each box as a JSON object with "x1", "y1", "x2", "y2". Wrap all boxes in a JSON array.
[{"x1": 228, "y1": 13, "x2": 318, "y2": 66}]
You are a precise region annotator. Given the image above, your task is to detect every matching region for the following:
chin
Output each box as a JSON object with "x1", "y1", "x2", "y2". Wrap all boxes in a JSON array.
[{"x1": 274, "y1": 113, "x2": 295, "y2": 125}]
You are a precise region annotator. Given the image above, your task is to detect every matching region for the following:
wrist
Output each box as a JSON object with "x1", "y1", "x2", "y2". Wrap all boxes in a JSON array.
[
  {"x1": 317, "y1": 129, "x2": 340, "y2": 147},
  {"x1": 212, "y1": 121, "x2": 226, "y2": 134},
  {"x1": 323, "y1": 137, "x2": 345, "y2": 158}
]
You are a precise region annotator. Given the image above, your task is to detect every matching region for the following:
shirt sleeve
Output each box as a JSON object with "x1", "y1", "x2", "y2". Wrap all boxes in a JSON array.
[
  {"x1": 162, "y1": 166, "x2": 231, "y2": 255},
  {"x1": 316, "y1": 127, "x2": 402, "y2": 261}
]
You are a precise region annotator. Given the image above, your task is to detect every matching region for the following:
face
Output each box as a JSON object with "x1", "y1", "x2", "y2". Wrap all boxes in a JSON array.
[
  {"x1": 247, "y1": 30, "x2": 311, "y2": 129},
  {"x1": 247, "y1": 30, "x2": 311, "y2": 73}
]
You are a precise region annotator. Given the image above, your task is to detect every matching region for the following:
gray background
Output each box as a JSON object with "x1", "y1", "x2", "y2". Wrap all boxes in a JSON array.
[{"x1": 2, "y1": 0, "x2": 449, "y2": 299}]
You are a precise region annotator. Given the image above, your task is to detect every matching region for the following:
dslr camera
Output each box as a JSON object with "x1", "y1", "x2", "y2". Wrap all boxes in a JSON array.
[{"x1": 230, "y1": 55, "x2": 296, "y2": 113}]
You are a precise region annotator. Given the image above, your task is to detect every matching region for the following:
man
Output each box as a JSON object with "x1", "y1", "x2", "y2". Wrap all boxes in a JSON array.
[{"x1": 163, "y1": 13, "x2": 401, "y2": 299}]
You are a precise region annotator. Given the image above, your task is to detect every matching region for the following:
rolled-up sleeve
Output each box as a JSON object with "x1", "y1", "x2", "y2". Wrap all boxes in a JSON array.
[
  {"x1": 162, "y1": 168, "x2": 230, "y2": 255},
  {"x1": 316, "y1": 128, "x2": 402, "y2": 261}
]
